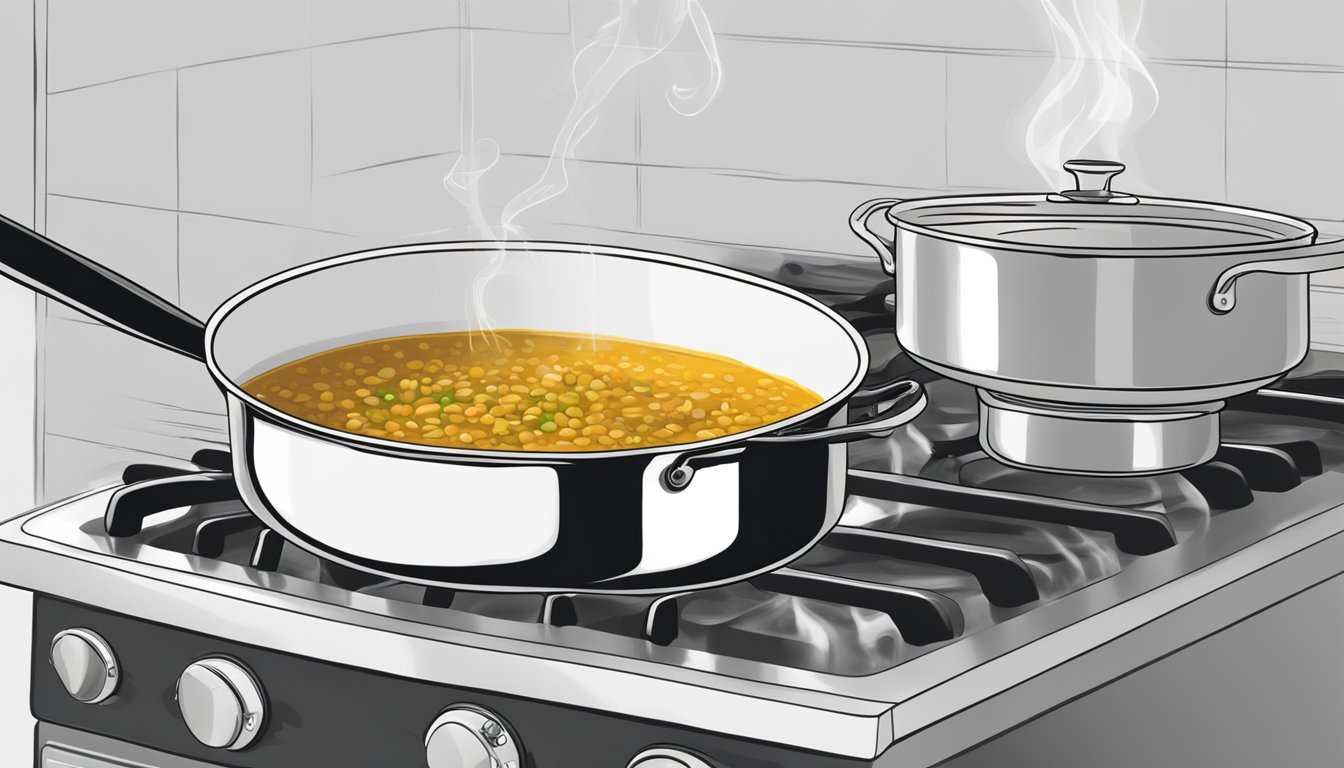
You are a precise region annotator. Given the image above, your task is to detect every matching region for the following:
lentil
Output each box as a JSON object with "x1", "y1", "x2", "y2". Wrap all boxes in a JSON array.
[{"x1": 245, "y1": 330, "x2": 819, "y2": 452}]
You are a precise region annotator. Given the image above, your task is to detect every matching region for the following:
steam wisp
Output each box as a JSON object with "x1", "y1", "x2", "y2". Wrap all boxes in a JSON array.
[
  {"x1": 444, "y1": 0, "x2": 722, "y2": 349},
  {"x1": 444, "y1": 20, "x2": 505, "y2": 348},
  {"x1": 500, "y1": 0, "x2": 721, "y2": 232},
  {"x1": 1024, "y1": 0, "x2": 1157, "y2": 189}
]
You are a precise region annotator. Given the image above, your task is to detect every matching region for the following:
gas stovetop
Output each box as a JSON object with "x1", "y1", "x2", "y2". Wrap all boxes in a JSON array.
[
  {"x1": 30, "y1": 364, "x2": 1344, "y2": 679},
  {"x1": 8, "y1": 287, "x2": 1344, "y2": 761}
]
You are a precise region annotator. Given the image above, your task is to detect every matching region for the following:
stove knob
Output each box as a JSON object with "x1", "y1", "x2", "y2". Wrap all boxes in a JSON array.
[
  {"x1": 49, "y1": 628, "x2": 119, "y2": 704},
  {"x1": 176, "y1": 658, "x2": 266, "y2": 751},
  {"x1": 425, "y1": 704, "x2": 523, "y2": 768},
  {"x1": 628, "y1": 747, "x2": 715, "y2": 768}
]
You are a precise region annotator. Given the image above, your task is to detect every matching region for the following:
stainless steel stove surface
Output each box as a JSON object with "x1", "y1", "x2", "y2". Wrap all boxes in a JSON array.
[{"x1": 6, "y1": 283, "x2": 1344, "y2": 767}]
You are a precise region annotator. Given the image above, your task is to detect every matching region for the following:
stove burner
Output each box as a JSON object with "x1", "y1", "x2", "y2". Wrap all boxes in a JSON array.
[{"x1": 83, "y1": 360, "x2": 1344, "y2": 677}]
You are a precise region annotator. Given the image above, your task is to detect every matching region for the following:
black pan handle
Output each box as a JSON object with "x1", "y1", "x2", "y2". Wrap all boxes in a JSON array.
[{"x1": 0, "y1": 212, "x2": 207, "y2": 361}]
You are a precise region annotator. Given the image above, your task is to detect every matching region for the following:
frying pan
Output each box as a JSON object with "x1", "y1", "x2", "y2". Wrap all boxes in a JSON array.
[{"x1": 0, "y1": 214, "x2": 925, "y2": 593}]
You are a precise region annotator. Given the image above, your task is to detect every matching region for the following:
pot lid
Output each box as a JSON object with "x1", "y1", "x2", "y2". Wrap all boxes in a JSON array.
[{"x1": 887, "y1": 159, "x2": 1315, "y2": 255}]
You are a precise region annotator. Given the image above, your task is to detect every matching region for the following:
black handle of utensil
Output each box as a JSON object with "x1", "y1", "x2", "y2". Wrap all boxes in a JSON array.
[{"x1": 0, "y1": 212, "x2": 208, "y2": 361}]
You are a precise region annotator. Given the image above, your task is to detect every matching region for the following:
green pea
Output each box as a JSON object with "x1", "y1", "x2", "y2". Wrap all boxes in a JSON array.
[
  {"x1": 539, "y1": 420, "x2": 558, "y2": 433},
  {"x1": 541, "y1": 412, "x2": 555, "y2": 421},
  {"x1": 440, "y1": 393, "x2": 455, "y2": 406},
  {"x1": 384, "y1": 393, "x2": 395, "y2": 402}
]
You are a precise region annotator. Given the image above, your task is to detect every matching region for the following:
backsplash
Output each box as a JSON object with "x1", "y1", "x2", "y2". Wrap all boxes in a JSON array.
[{"x1": 18, "y1": 0, "x2": 1344, "y2": 500}]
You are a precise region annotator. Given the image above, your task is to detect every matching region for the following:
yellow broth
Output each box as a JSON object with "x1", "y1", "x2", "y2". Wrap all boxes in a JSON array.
[{"x1": 244, "y1": 330, "x2": 823, "y2": 452}]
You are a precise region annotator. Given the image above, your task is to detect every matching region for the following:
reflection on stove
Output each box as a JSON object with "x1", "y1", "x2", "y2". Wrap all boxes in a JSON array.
[
  {"x1": 841, "y1": 497, "x2": 1121, "y2": 602},
  {"x1": 674, "y1": 584, "x2": 905, "y2": 677}
]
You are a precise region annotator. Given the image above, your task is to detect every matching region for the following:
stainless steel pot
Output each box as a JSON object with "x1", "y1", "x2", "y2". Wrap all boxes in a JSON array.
[
  {"x1": 0, "y1": 215, "x2": 925, "y2": 593},
  {"x1": 851, "y1": 159, "x2": 1344, "y2": 476}
]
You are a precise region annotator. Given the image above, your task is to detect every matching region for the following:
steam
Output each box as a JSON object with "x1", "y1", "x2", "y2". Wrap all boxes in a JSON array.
[
  {"x1": 1023, "y1": 0, "x2": 1157, "y2": 189},
  {"x1": 500, "y1": 0, "x2": 722, "y2": 232},
  {"x1": 443, "y1": 0, "x2": 722, "y2": 348},
  {"x1": 444, "y1": 18, "x2": 505, "y2": 347}
]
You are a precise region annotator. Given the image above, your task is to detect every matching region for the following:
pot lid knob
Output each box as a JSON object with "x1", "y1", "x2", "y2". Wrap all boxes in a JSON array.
[{"x1": 1050, "y1": 159, "x2": 1138, "y2": 204}]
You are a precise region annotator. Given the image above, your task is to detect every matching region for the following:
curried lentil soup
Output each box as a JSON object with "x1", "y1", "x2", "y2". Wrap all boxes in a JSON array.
[{"x1": 244, "y1": 330, "x2": 823, "y2": 452}]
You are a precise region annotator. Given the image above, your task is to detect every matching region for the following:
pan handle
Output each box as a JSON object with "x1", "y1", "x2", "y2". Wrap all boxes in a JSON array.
[
  {"x1": 848, "y1": 198, "x2": 902, "y2": 276},
  {"x1": 661, "y1": 380, "x2": 926, "y2": 492},
  {"x1": 0, "y1": 213, "x2": 207, "y2": 361},
  {"x1": 1210, "y1": 235, "x2": 1344, "y2": 314}
]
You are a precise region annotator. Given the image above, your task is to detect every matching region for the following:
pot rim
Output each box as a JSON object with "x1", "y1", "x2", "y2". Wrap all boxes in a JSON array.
[
  {"x1": 204, "y1": 240, "x2": 870, "y2": 463},
  {"x1": 886, "y1": 192, "x2": 1318, "y2": 258}
]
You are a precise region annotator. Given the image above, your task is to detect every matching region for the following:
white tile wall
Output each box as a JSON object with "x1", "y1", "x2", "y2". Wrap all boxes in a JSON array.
[
  {"x1": 463, "y1": 29, "x2": 637, "y2": 163},
  {"x1": 311, "y1": 153, "x2": 460, "y2": 238},
  {"x1": 640, "y1": 166, "x2": 949, "y2": 256},
  {"x1": 41, "y1": 434, "x2": 209, "y2": 502},
  {"x1": 946, "y1": 53, "x2": 1051, "y2": 190},
  {"x1": 1228, "y1": 0, "x2": 1344, "y2": 67},
  {"x1": 0, "y1": 0, "x2": 34, "y2": 228},
  {"x1": 312, "y1": 29, "x2": 459, "y2": 177},
  {"x1": 1121, "y1": 63, "x2": 1225, "y2": 202},
  {"x1": 306, "y1": 0, "x2": 460, "y2": 46},
  {"x1": 570, "y1": 0, "x2": 620, "y2": 45},
  {"x1": 466, "y1": 0, "x2": 570, "y2": 34},
  {"x1": 1227, "y1": 68, "x2": 1344, "y2": 222},
  {"x1": 700, "y1": 0, "x2": 1049, "y2": 53},
  {"x1": 479, "y1": 153, "x2": 638, "y2": 235},
  {"x1": 41, "y1": 313, "x2": 226, "y2": 494},
  {"x1": 178, "y1": 214, "x2": 355, "y2": 316},
  {"x1": 47, "y1": 71, "x2": 177, "y2": 208},
  {"x1": 47, "y1": 0, "x2": 311, "y2": 93},
  {"x1": 180, "y1": 50, "x2": 313, "y2": 226},
  {"x1": 641, "y1": 39, "x2": 945, "y2": 187},
  {"x1": 45, "y1": 195, "x2": 180, "y2": 300},
  {"x1": 1139, "y1": 0, "x2": 1226, "y2": 62},
  {"x1": 313, "y1": 152, "x2": 637, "y2": 240}
]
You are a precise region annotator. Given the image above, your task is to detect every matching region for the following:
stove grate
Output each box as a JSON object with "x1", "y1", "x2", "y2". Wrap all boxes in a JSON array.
[
  {"x1": 821, "y1": 526, "x2": 1039, "y2": 607},
  {"x1": 847, "y1": 469, "x2": 1179, "y2": 555},
  {"x1": 1215, "y1": 443, "x2": 1313, "y2": 493},
  {"x1": 250, "y1": 528, "x2": 285, "y2": 571},
  {"x1": 191, "y1": 512, "x2": 261, "y2": 558},
  {"x1": 104, "y1": 472, "x2": 239, "y2": 536},
  {"x1": 423, "y1": 587, "x2": 457, "y2": 609},
  {"x1": 1179, "y1": 462, "x2": 1253, "y2": 510}
]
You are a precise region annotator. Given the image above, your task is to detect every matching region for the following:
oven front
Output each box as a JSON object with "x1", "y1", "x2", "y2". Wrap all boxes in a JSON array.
[
  {"x1": 30, "y1": 595, "x2": 858, "y2": 768},
  {"x1": 41, "y1": 723, "x2": 223, "y2": 768}
]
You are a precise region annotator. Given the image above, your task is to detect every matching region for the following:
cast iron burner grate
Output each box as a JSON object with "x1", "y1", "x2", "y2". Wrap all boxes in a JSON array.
[{"x1": 96, "y1": 380, "x2": 1344, "y2": 673}]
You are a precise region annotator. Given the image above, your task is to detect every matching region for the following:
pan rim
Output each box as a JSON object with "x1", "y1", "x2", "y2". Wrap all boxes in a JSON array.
[{"x1": 203, "y1": 239, "x2": 870, "y2": 462}]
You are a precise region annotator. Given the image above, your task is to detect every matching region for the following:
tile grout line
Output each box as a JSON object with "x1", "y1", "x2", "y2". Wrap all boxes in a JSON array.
[
  {"x1": 47, "y1": 22, "x2": 1344, "y2": 99},
  {"x1": 34, "y1": 0, "x2": 48, "y2": 503},
  {"x1": 45, "y1": 193, "x2": 357, "y2": 236},
  {"x1": 175, "y1": 68, "x2": 181, "y2": 305},
  {"x1": 634, "y1": 83, "x2": 642, "y2": 230},
  {"x1": 943, "y1": 54, "x2": 949, "y2": 187},
  {"x1": 1223, "y1": 0, "x2": 1229, "y2": 202}
]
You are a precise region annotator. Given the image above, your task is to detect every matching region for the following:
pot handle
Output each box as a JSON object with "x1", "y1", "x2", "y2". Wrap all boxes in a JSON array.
[
  {"x1": 1210, "y1": 236, "x2": 1344, "y2": 314},
  {"x1": 0, "y1": 212, "x2": 207, "y2": 360},
  {"x1": 849, "y1": 198, "x2": 902, "y2": 275},
  {"x1": 661, "y1": 379, "x2": 925, "y2": 492}
]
